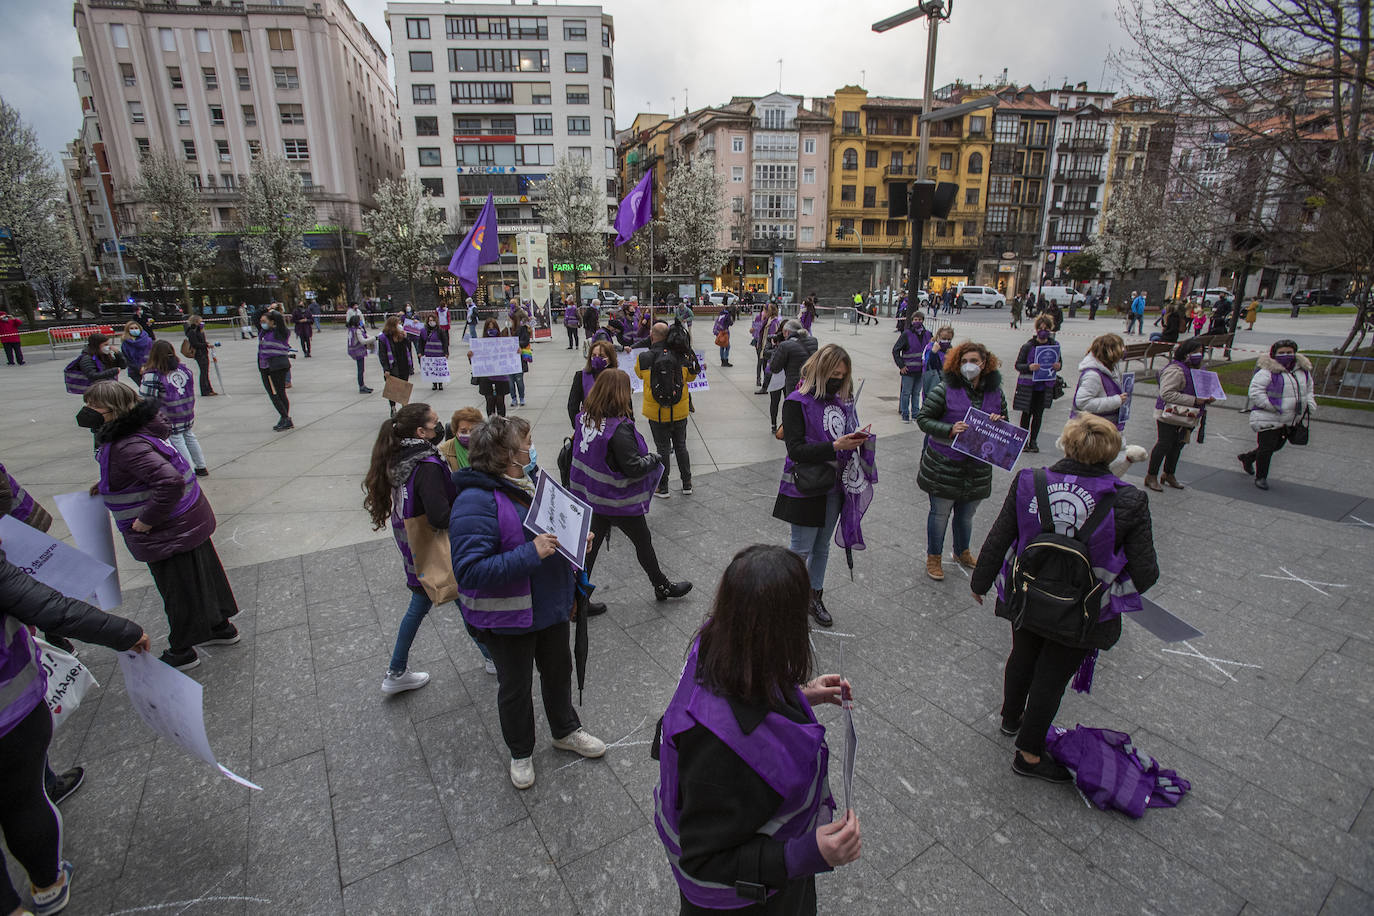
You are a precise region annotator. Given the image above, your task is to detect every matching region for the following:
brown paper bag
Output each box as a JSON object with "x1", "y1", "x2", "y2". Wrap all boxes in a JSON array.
[
  {"x1": 382, "y1": 375, "x2": 413, "y2": 405},
  {"x1": 402, "y1": 516, "x2": 458, "y2": 604}
]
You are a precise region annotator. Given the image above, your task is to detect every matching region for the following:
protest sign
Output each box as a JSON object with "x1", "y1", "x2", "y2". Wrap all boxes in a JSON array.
[
  {"x1": 688, "y1": 350, "x2": 709, "y2": 392},
  {"x1": 840, "y1": 643, "x2": 856, "y2": 813},
  {"x1": 1119, "y1": 373, "x2": 1136, "y2": 423},
  {"x1": 951, "y1": 407, "x2": 1030, "y2": 471},
  {"x1": 1032, "y1": 344, "x2": 1060, "y2": 382},
  {"x1": 118, "y1": 649, "x2": 261, "y2": 790},
  {"x1": 469, "y1": 336, "x2": 521, "y2": 377},
  {"x1": 419, "y1": 355, "x2": 450, "y2": 383},
  {"x1": 1190, "y1": 369, "x2": 1227, "y2": 400},
  {"x1": 627, "y1": 348, "x2": 647, "y2": 392},
  {"x1": 0, "y1": 515, "x2": 114, "y2": 604},
  {"x1": 54, "y1": 490, "x2": 122, "y2": 610},
  {"x1": 523, "y1": 470, "x2": 595, "y2": 569}
]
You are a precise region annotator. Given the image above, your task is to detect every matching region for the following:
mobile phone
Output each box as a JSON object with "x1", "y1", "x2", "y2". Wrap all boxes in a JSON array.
[{"x1": 856, "y1": 424, "x2": 873, "y2": 438}]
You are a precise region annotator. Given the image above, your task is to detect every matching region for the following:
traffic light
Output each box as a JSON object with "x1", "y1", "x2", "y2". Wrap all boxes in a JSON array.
[{"x1": 836, "y1": 227, "x2": 845, "y2": 240}]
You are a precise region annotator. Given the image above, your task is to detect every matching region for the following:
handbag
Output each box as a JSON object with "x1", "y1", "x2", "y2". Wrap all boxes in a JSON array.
[
  {"x1": 402, "y1": 516, "x2": 458, "y2": 603},
  {"x1": 1159, "y1": 403, "x2": 1200, "y2": 426},
  {"x1": 180, "y1": 337, "x2": 194, "y2": 358},
  {"x1": 714, "y1": 330, "x2": 729, "y2": 347},
  {"x1": 790, "y1": 462, "x2": 836, "y2": 497},
  {"x1": 1052, "y1": 374, "x2": 1066, "y2": 400},
  {"x1": 1286, "y1": 407, "x2": 1311, "y2": 445}
]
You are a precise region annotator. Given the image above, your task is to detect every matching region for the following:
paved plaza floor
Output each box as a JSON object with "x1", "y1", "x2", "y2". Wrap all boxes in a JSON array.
[{"x1": 2, "y1": 307, "x2": 1372, "y2": 914}]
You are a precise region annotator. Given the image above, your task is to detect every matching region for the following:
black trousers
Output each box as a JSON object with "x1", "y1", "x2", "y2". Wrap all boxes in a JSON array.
[
  {"x1": 566, "y1": 326, "x2": 580, "y2": 348},
  {"x1": 755, "y1": 350, "x2": 767, "y2": 387},
  {"x1": 770, "y1": 388, "x2": 784, "y2": 427},
  {"x1": 193, "y1": 348, "x2": 213, "y2": 394},
  {"x1": 482, "y1": 621, "x2": 581, "y2": 759},
  {"x1": 298, "y1": 333, "x2": 312, "y2": 357},
  {"x1": 1001, "y1": 626, "x2": 1089, "y2": 756},
  {"x1": 0, "y1": 703, "x2": 60, "y2": 914},
  {"x1": 4, "y1": 341, "x2": 24, "y2": 364},
  {"x1": 354, "y1": 357, "x2": 366, "y2": 389},
  {"x1": 587, "y1": 512, "x2": 668, "y2": 587},
  {"x1": 1240, "y1": 426, "x2": 1287, "y2": 480},
  {"x1": 1147, "y1": 420, "x2": 1190, "y2": 475},
  {"x1": 649, "y1": 418, "x2": 691, "y2": 488},
  {"x1": 1018, "y1": 388, "x2": 1050, "y2": 447},
  {"x1": 259, "y1": 367, "x2": 290, "y2": 419}
]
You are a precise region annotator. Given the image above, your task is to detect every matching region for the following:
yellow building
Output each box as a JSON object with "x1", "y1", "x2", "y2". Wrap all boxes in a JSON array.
[
  {"x1": 616, "y1": 112, "x2": 675, "y2": 215},
  {"x1": 1102, "y1": 95, "x2": 1176, "y2": 216},
  {"x1": 816, "y1": 86, "x2": 994, "y2": 291}
]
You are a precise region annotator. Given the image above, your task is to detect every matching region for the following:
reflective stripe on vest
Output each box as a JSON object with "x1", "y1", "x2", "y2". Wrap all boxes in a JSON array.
[
  {"x1": 97, "y1": 435, "x2": 200, "y2": 530},
  {"x1": 568, "y1": 415, "x2": 661, "y2": 516},
  {"x1": 456, "y1": 490, "x2": 534, "y2": 629},
  {"x1": 0, "y1": 615, "x2": 45, "y2": 738}
]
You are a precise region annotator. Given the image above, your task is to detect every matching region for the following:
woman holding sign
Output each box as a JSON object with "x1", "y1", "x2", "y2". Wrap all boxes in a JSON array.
[
  {"x1": 1012, "y1": 316, "x2": 1062, "y2": 454},
  {"x1": 419, "y1": 312, "x2": 449, "y2": 392},
  {"x1": 1144, "y1": 336, "x2": 1214, "y2": 493},
  {"x1": 468, "y1": 319, "x2": 512, "y2": 417},
  {"x1": 450, "y1": 415, "x2": 606, "y2": 789},
  {"x1": 378, "y1": 316, "x2": 414, "y2": 417},
  {"x1": 916, "y1": 341, "x2": 1008, "y2": 582},
  {"x1": 1071, "y1": 334, "x2": 1128, "y2": 429},
  {"x1": 1238, "y1": 339, "x2": 1316, "y2": 491},
  {"x1": 653, "y1": 545, "x2": 860, "y2": 913}
]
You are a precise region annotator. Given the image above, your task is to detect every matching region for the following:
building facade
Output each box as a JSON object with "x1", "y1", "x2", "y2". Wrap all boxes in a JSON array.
[
  {"x1": 1039, "y1": 82, "x2": 1114, "y2": 273},
  {"x1": 64, "y1": 57, "x2": 128, "y2": 282},
  {"x1": 1102, "y1": 96, "x2": 1176, "y2": 213}
]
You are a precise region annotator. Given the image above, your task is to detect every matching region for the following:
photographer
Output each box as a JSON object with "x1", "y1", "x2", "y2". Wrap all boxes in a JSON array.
[
  {"x1": 768, "y1": 319, "x2": 817, "y2": 435},
  {"x1": 634, "y1": 321, "x2": 699, "y2": 498}
]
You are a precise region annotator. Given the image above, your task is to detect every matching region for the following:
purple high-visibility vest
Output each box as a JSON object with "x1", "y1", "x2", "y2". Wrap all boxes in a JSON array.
[
  {"x1": 420, "y1": 327, "x2": 446, "y2": 357},
  {"x1": 579, "y1": 369, "x2": 598, "y2": 399},
  {"x1": 654, "y1": 638, "x2": 834, "y2": 910},
  {"x1": 899, "y1": 327, "x2": 932, "y2": 370},
  {"x1": 257, "y1": 329, "x2": 292, "y2": 369},
  {"x1": 1154, "y1": 359, "x2": 1197, "y2": 409},
  {"x1": 148, "y1": 363, "x2": 196, "y2": 431},
  {"x1": 0, "y1": 464, "x2": 38, "y2": 524},
  {"x1": 778, "y1": 391, "x2": 850, "y2": 499},
  {"x1": 63, "y1": 354, "x2": 103, "y2": 394},
  {"x1": 564, "y1": 305, "x2": 580, "y2": 328},
  {"x1": 569, "y1": 415, "x2": 662, "y2": 516},
  {"x1": 926, "y1": 384, "x2": 1003, "y2": 461},
  {"x1": 800, "y1": 307, "x2": 814, "y2": 332},
  {"x1": 0, "y1": 615, "x2": 45, "y2": 738},
  {"x1": 1045, "y1": 725, "x2": 1190, "y2": 817},
  {"x1": 97, "y1": 434, "x2": 201, "y2": 533},
  {"x1": 456, "y1": 490, "x2": 534, "y2": 630},
  {"x1": 390, "y1": 455, "x2": 456, "y2": 590},
  {"x1": 1070, "y1": 367, "x2": 1125, "y2": 430},
  {"x1": 750, "y1": 314, "x2": 764, "y2": 341},
  {"x1": 992, "y1": 468, "x2": 1140, "y2": 620},
  {"x1": 346, "y1": 327, "x2": 368, "y2": 359}
]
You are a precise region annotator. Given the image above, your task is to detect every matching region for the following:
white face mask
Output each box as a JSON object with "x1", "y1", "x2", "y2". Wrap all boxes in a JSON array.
[{"x1": 960, "y1": 362, "x2": 981, "y2": 380}]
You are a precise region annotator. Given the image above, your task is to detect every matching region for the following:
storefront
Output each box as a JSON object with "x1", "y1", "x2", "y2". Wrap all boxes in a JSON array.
[{"x1": 927, "y1": 253, "x2": 975, "y2": 294}]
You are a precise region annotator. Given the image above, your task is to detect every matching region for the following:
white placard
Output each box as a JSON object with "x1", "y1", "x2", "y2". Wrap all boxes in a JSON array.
[
  {"x1": 0, "y1": 515, "x2": 114, "y2": 605},
  {"x1": 53, "y1": 490, "x2": 122, "y2": 610},
  {"x1": 117, "y1": 649, "x2": 261, "y2": 790},
  {"x1": 688, "y1": 349, "x2": 709, "y2": 392},
  {"x1": 626, "y1": 348, "x2": 708, "y2": 393},
  {"x1": 469, "y1": 336, "x2": 522, "y2": 377},
  {"x1": 628, "y1": 348, "x2": 648, "y2": 393},
  {"x1": 522, "y1": 470, "x2": 594, "y2": 570},
  {"x1": 419, "y1": 355, "x2": 450, "y2": 382}
]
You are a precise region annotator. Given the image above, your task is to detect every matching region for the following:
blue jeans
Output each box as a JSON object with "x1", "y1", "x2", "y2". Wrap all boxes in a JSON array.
[
  {"x1": 927, "y1": 495, "x2": 981, "y2": 556},
  {"x1": 899, "y1": 372, "x2": 920, "y2": 419},
  {"x1": 789, "y1": 490, "x2": 842, "y2": 590},
  {"x1": 1126, "y1": 313, "x2": 1144, "y2": 334},
  {"x1": 389, "y1": 589, "x2": 491, "y2": 673},
  {"x1": 719, "y1": 345, "x2": 730, "y2": 362},
  {"x1": 509, "y1": 372, "x2": 526, "y2": 401},
  {"x1": 920, "y1": 368, "x2": 941, "y2": 401}
]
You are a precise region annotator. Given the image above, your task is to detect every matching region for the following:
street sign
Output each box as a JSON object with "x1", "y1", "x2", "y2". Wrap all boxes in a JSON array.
[
  {"x1": 1045, "y1": 252, "x2": 1058, "y2": 263},
  {"x1": 1001, "y1": 250, "x2": 1017, "y2": 260}
]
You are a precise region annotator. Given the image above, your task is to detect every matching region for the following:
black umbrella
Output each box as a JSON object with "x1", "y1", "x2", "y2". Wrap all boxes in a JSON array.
[{"x1": 574, "y1": 570, "x2": 595, "y2": 704}]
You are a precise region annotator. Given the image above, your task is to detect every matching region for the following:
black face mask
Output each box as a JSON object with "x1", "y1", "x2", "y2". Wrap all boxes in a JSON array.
[
  {"x1": 76, "y1": 406, "x2": 104, "y2": 430},
  {"x1": 825, "y1": 377, "x2": 844, "y2": 396}
]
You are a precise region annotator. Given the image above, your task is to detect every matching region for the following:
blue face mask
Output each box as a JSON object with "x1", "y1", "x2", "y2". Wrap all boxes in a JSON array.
[{"x1": 523, "y1": 445, "x2": 538, "y2": 477}]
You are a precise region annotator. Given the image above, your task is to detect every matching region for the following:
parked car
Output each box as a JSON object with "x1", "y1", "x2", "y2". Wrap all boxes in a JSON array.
[
  {"x1": 1289, "y1": 289, "x2": 1344, "y2": 306},
  {"x1": 1037, "y1": 285, "x2": 1087, "y2": 307},
  {"x1": 1187, "y1": 287, "x2": 1233, "y2": 306},
  {"x1": 955, "y1": 285, "x2": 1005, "y2": 309},
  {"x1": 707, "y1": 291, "x2": 740, "y2": 307}
]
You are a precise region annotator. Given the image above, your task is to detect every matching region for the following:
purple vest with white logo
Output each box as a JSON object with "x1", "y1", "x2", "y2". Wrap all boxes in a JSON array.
[
  {"x1": 420, "y1": 327, "x2": 445, "y2": 357},
  {"x1": 778, "y1": 391, "x2": 851, "y2": 499},
  {"x1": 800, "y1": 307, "x2": 814, "y2": 332},
  {"x1": 993, "y1": 468, "x2": 1140, "y2": 620},
  {"x1": 569, "y1": 415, "x2": 662, "y2": 516},
  {"x1": 391, "y1": 454, "x2": 456, "y2": 590},
  {"x1": 257, "y1": 328, "x2": 292, "y2": 369},
  {"x1": 1153, "y1": 360, "x2": 1197, "y2": 409},
  {"x1": 926, "y1": 383, "x2": 1003, "y2": 461},
  {"x1": 0, "y1": 464, "x2": 38, "y2": 524},
  {"x1": 564, "y1": 305, "x2": 580, "y2": 328},
  {"x1": 456, "y1": 490, "x2": 534, "y2": 630},
  {"x1": 0, "y1": 615, "x2": 45, "y2": 738},
  {"x1": 97, "y1": 434, "x2": 201, "y2": 533},
  {"x1": 1070, "y1": 368, "x2": 1125, "y2": 430},
  {"x1": 654, "y1": 638, "x2": 834, "y2": 910},
  {"x1": 347, "y1": 327, "x2": 368, "y2": 359},
  {"x1": 899, "y1": 327, "x2": 932, "y2": 370},
  {"x1": 151, "y1": 363, "x2": 196, "y2": 430}
]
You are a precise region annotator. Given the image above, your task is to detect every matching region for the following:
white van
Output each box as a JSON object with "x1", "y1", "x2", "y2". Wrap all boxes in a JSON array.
[
  {"x1": 955, "y1": 286, "x2": 1005, "y2": 309},
  {"x1": 1037, "y1": 285, "x2": 1087, "y2": 307}
]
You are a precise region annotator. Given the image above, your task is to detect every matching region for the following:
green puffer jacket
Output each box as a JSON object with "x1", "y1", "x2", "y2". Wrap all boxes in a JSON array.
[{"x1": 916, "y1": 369, "x2": 1009, "y2": 501}]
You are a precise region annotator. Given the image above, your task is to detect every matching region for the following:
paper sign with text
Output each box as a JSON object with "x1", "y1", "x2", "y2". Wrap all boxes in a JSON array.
[
  {"x1": 1032, "y1": 344, "x2": 1060, "y2": 382},
  {"x1": 522, "y1": 470, "x2": 595, "y2": 570},
  {"x1": 0, "y1": 515, "x2": 114, "y2": 605},
  {"x1": 1190, "y1": 369, "x2": 1227, "y2": 400},
  {"x1": 1119, "y1": 372, "x2": 1136, "y2": 423},
  {"x1": 419, "y1": 355, "x2": 450, "y2": 382},
  {"x1": 469, "y1": 336, "x2": 522, "y2": 377},
  {"x1": 53, "y1": 491, "x2": 122, "y2": 610},
  {"x1": 951, "y1": 407, "x2": 1030, "y2": 471}
]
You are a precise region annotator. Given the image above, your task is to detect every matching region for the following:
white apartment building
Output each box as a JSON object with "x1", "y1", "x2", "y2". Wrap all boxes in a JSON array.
[
  {"x1": 385, "y1": 2, "x2": 617, "y2": 251},
  {"x1": 1040, "y1": 82, "x2": 1114, "y2": 264},
  {"x1": 64, "y1": 57, "x2": 128, "y2": 281},
  {"x1": 72, "y1": 0, "x2": 401, "y2": 241}
]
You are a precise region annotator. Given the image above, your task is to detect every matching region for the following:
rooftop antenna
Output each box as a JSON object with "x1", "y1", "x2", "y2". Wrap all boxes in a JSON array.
[
  {"x1": 684, "y1": 88, "x2": 688, "y2": 113},
  {"x1": 778, "y1": 58, "x2": 783, "y2": 91},
  {"x1": 860, "y1": 68, "x2": 866, "y2": 87},
  {"x1": 1099, "y1": 48, "x2": 1110, "y2": 90}
]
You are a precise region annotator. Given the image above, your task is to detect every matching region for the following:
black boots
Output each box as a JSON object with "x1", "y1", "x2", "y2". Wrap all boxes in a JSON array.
[
  {"x1": 655, "y1": 581, "x2": 693, "y2": 601},
  {"x1": 810, "y1": 589, "x2": 833, "y2": 627}
]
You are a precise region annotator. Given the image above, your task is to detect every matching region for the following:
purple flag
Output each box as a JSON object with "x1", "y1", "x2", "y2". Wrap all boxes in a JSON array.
[
  {"x1": 1045, "y1": 725, "x2": 1191, "y2": 818},
  {"x1": 835, "y1": 401, "x2": 877, "y2": 554},
  {"x1": 448, "y1": 193, "x2": 499, "y2": 296},
  {"x1": 614, "y1": 171, "x2": 653, "y2": 247}
]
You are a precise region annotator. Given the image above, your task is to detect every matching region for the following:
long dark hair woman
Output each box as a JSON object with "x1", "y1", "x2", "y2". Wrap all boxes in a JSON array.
[
  {"x1": 378, "y1": 315, "x2": 414, "y2": 417},
  {"x1": 567, "y1": 338, "x2": 619, "y2": 425},
  {"x1": 83, "y1": 380, "x2": 239, "y2": 670},
  {"x1": 363, "y1": 402, "x2": 494, "y2": 695},
  {"x1": 1011, "y1": 314, "x2": 1061, "y2": 453},
  {"x1": 570, "y1": 369, "x2": 690, "y2": 614},
  {"x1": 183, "y1": 313, "x2": 216, "y2": 396},
  {"x1": 654, "y1": 544, "x2": 860, "y2": 914},
  {"x1": 466, "y1": 318, "x2": 511, "y2": 417},
  {"x1": 257, "y1": 308, "x2": 294, "y2": 431}
]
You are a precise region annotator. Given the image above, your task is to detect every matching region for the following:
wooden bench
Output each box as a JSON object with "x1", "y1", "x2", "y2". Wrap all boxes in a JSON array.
[
  {"x1": 1195, "y1": 332, "x2": 1235, "y2": 360},
  {"x1": 1121, "y1": 341, "x2": 1173, "y2": 372}
]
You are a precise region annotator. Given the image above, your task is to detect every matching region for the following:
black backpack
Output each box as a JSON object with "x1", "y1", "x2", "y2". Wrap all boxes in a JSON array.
[
  {"x1": 648, "y1": 347, "x2": 684, "y2": 411},
  {"x1": 1007, "y1": 469, "x2": 1118, "y2": 644}
]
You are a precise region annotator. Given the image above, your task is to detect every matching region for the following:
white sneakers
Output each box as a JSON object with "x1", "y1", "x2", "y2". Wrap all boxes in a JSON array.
[
  {"x1": 510, "y1": 756, "x2": 535, "y2": 789},
  {"x1": 552, "y1": 727, "x2": 607, "y2": 758},
  {"x1": 381, "y1": 669, "x2": 430, "y2": 694}
]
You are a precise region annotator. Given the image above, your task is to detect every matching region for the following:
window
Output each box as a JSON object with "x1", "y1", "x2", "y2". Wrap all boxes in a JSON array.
[
  {"x1": 242, "y1": 104, "x2": 256, "y2": 126},
  {"x1": 730, "y1": 225, "x2": 741, "y2": 242},
  {"x1": 236, "y1": 68, "x2": 250, "y2": 91},
  {"x1": 729, "y1": 136, "x2": 744, "y2": 153},
  {"x1": 565, "y1": 53, "x2": 588, "y2": 73},
  {"x1": 964, "y1": 187, "x2": 979, "y2": 206},
  {"x1": 203, "y1": 68, "x2": 218, "y2": 90},
  {"x1": 405, "y1": 18, "x2": 430, "y2": 40},
  {"x1": 410, "y1": 51, "x2": 433, "y2": 72},
  {"x1": 266, "y1": 29, "x2": 293, "y2": 51},
  {"x1": 414, "y1": 116, "x2": 439, "y2": 136},
  {"x1": 216, "y1": 140, "x2": 231, "y2": 163},
  {"x1": 248, "y1": 139, "x2": 261, "y2": 159},
  {"x1": 967, "y1": 152, "x2": 983, "y2": 174},
  {"x1": 969, "y1": 114, "x2": 987, "y2": 135},
  {"x1": 120, "y1": 63, "x2": 136, "y2": 87},
  {"x1": 420, "y1": 177, "x2": 444, "y2": 197},
  {"x1": 209, "y1": 104, "x2": 225, "y2": 125},
  {"x1": 451, "y1": 82, "x2": 512, "y2": 104},
  {"x1": 603, "y1": 24, "x2": 612, "y2": 47},
  {"x1": 279, "y1": 103, "x2": 304, "y2": 125},
  {"x1": 175, "y1": 104, "x2": 190, "y2": 125},
  {"x1": 449, "y1": 49, "x2": 548, "y2": 72},
  {"x1": 865, "y1": 150, "x2": 879, "y2": 168},
  {"x1": 563, "y1": 19, "x2": 587, "y2": 40},
  {"x1": 168, "y1": 67, "x2": 183, "y2": 90},
  {"x1": 603, "y1": 56, "x2": 614, "y2": 79},
  {"x1": 605, "y1": 86, "x2": 615, "y2": 109},
  {"x1": 985, "y1": 206, "x2": 1013, "y2": 231},
  {"x1": 566, "y1": 84, "x2": 589, "y2": 104},
  {"x1": 229, "y1": 30, "x2": 245, "y2": 53},
  {"x1": 940, "y1": 152, "x2": 953, "y2": 170},
  {"x1": 160, "y1": 28, "x2": 175, "y2": 52},
  {"x1": 801, "y1": 197, "x2": 814, "y2": 216},
  {"x1": 283, "y1": 139, "x2": 309, "y2": 160},
  {"x1": 752, "y1": 193, "x2": 797, "y2": 220},
  {"x1": 190, "y1": 28, "x2": 209, "y2": 52},
  {"x1": 842, "y1": 149, "x2": 858, "y2": 170},
  {"x1": 863, "y1": 186, "x2": 876, "y2": 207},
  {"x1": 963, "y1": 221, "x2": 978, "y2": 237},
  {"x1": 418, "y1": 147, "x2": 442, "y2": 166},
  {"x1": 731, "y1": 166, "x2": 744, "y2": 182},
  {"x1": 298, "y1": 172, "x2": 313, "y2": 188},
  {"x1": 533, "y1": 115, "x2": 553, "y2": 135},
  {"x1": 1033, "y1": 122, "x2": 1047, "y2": 146},
  {"x1": 802, "y1": 167, "x2": 816, "y2": 184},
  {"x1": 412, "y1": 83, "x2": 436, "y2": 104},
  {"x1": 273, "y1": 67, "x2": 299, "y2": 90},
  {"x1": 183, "y1": 140, "x2": 197, "y2": 161},
  {"x1": 136, "y1": 137, "x2": 151, "y2": 156},
  {"x1": 753, "y1": 164, "x2": 796, "y2": 188},
  {"x1": 519, "y1": 49, "x2": 549, "y2": 72},
  {"x1": 568, "y1": 146, "x2": 591, "y2": 163},
  {"x1": 994, "y1": 115, "x2": 1018, "y2": 144},
  {"x1": 1119, "y1": 126, "x2": 1132, "y2": 149},
  {"x1": 731, "y1": 196, "x2": 744, "y2": 213},
  {"x1": 111, "y1": 23, "x2": 129, "y2": 47},
  {"x1": 128, "y1": 101, "x2": 144, "y2": 124},
  {"x1": 606, "y1": 147, "x2": 615, "y2": 169},
  {"x1": 566, "y1": 116, "x2": 591, "y2": 136},
  {"x1": 531, "y1": 83, "x2": 552, "y2": 104},
  {"x1": 188, "y1": 174, "x2": 201, "y2": 191},
  {"x1": 862, "y1": 219, "x2": 880, "y2": 237},
  {"x1": 840, "y1": 184, "x2": 856, "y2": 202},
  {"x1": 605, "y1": 117, "x2": 615, "y2": 139},
  {"x1": 841, "y1": 111, "x2": 860, "y2": 133},
  {"x1": 1136, "y1": 126, "x2": 1149, "y2": 151},
  {"x1": 804, "y1": 137, "x2": 816, "y2": 155}
]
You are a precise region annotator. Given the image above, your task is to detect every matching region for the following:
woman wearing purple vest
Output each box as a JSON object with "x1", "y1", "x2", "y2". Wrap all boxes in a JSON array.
[
  {"x1": 363, "y1": 403, "x2": 495, "y2": 695},
  {"x1": 563, "y1": 299, "x2": 581, "y2": 349},
  {"x1": 83, "y1": 381, "x2": 239, "y2": 670},
  {"x1": 891, "y1": 310, "x2": 932, "y2": 422},
  {"x1": 566, "y1": 339, "x2": 618, "y2": 425},
  {"x1": 916, "y1": 341, "x2": 1008, "y2": 581},
  {"x1": 345, "y1": 314, "x2": 375, "y2": 394},
  {"x1": 773, "y1": 344, "x2": 869, "y2": 628},
  {"x1": 1011, "y1": 315, "x2": 1063, "y2": 453},
  {"x1": 0, "y1": 549, "x2": 151, "y2": 916},
  {"x1": 0, "y1": 463, "x2": 53, "y2": 532},
  {"x1": 712, "y1": 307, "x2": 734, "y2": 367},
  {"x1": 1071, "y1": 334, "x2": 1127, "y2": 430},
  {"x1": 654, "y1": 545, "x2": 861, "y2": 913},
  {"x1": 571, "y1": 370, "x2": 691, "y2": 612},
  {"x1": 257, "y1": 309, "x2": 294, "y2": 431},
  {"x1": 1144, "y1": 336, "x2": 1214, "y2": 492},
  {"x1": 139, "y1": 340, "x2": 209, "y2": 478},
  {"x1": 419, "y1": 312, "x2": 448, "y2": 392},
  {"x1": 450, "y1": 415, "x2": 606, "y2": 789},
  {"x1": 753, "y1": 304, "x2": 778, "y2": 392},
  {"x1": 378, "y1": 316, "x2": 414, "y2": 417},
  {"x1": 119, "y1": 320, "x2": 152, "y2": 384},
  {"x1": 970, "y1": 414, "x2": 1159, "y2": 783},
  {"x1": 1238, "y1": 339, "x2": 1315, "y2": 490},
  {"x1": 467, "y1": 319, "x2": 512, "y2": 417}
]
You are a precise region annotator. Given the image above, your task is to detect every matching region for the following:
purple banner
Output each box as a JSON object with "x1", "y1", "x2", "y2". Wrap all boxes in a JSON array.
[
  {"x1": 1032, "y1": 344, "x2": 1060, "y2": 382},
  {"x1": 950, "y1": 407, "x2": 1029, "y2": 471},
  {"x1": 1119, "y1": 372, "x2": 1135, "y2": 423},
  {"x1": 1190, "y1": 369, "x2": 1227, "y2": 400}
]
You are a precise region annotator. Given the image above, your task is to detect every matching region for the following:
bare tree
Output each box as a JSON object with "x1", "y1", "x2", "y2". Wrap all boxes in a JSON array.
[
  {"x1": 661, "y1": 152, "x2": 726, "y2": 286},
  {"x1": 239, "y1": 157, "x2": 316, "y2": 306},
  {"x1": 21, "y1": 204, "x2": 80, "y2": 317},
  {"x1": 362, "y1": 176, "x2": 445, "y2": 308},
  {"x1": 0, "y1": 97, "x2": 67, "y2": 322},
  {"x1": 126, "y1": 152, "x2": 216, "y2": 313},
  {"x1": 532, "y1": 156, "x2": 605, "y2": 294},
  {"x1": 1090, "y1": 177, "x2": 1166, "y2": 286}
]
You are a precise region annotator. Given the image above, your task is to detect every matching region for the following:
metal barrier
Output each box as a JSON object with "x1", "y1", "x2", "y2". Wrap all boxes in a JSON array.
[
  {"x1": 1307, "y1": 354, "x2": 1374, "y2": 404},
  {"x1": 47, "y1": 325, "x2": 114, "y2": 358}
]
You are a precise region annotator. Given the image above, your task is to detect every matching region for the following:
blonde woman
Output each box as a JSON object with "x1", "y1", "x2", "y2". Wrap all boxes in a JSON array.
[
  {"x1": 1071, "y1": 333, "x2": 1128, "y2": 429},
  {"x1": 119, "y1": 320, "x2": 152, "y2": 383}
]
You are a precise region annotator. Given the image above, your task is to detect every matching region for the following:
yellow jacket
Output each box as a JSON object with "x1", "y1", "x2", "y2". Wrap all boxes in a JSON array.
[{"x1": 635, "y1": 347, "x2": 698, "y2": 423}]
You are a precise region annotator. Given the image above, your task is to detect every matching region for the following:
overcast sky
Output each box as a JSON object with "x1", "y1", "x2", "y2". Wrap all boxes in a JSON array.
[{"x1": 6, "y1": 0, "x2": 1130, "y2": 165}]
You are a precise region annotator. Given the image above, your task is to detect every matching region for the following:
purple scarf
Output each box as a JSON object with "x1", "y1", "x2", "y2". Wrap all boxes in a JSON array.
[{"x1": 835, "y1": 398, "x2": 877, "y2": 553}]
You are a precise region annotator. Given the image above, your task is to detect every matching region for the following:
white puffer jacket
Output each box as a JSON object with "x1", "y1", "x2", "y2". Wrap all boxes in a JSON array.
[
  {"x1": 1072, "y1": 353, "x2": 1125, "y2": 417},
  {"x1": 1247, "y1": 353, "x2": 1316, "y2": 432}
]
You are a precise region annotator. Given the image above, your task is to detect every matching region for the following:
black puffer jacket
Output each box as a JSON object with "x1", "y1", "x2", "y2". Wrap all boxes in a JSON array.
[
  {"x1": 769, "y1": 334, "x2": 819, "y2": 393},
  {"x1": 0, "y1": 547, "x2": 144, "y2": 650},
  {"x1": 916, "y1": 370, "x2": 1008, "y2": 501},
  {"x1": 969, "y1": 458, "x2": 1160, "y2": 650}
]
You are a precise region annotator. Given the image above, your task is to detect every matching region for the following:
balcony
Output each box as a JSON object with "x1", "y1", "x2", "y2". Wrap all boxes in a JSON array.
[
  {"x1": 1047, "y1": 232, "x2": 1090, "y2": 247},
  {"x1": 1056, "y1": 137, "x2": 1109, "y2": 153},
  {"x1": 1052, "y1": 199, "x2": 1098, "y2": 215},
  {"x1": 840, "y1": 126, "x2": 863, "y2": 136},
  {"x1": 1054, "y1": 169, "x2": 1103, "y2": 183},
  {"x1": 885, "y1": 164, "x2": 915, "y2": 176}
]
